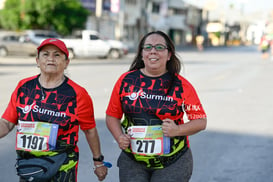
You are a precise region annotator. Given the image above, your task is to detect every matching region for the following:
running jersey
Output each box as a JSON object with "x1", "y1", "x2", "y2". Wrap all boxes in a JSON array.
[
  {"x1": 106, "y1": 70, "x2": 206, "y2": 167},
  {"x1": 2, "y1": 75, "x2": 96, "y2": 175}
]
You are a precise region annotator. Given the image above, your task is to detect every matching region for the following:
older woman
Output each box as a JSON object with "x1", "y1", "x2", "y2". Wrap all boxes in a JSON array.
[
  {"x1": 106, "y1": 31, "x2": 207, "y2": 182},
  {"x1": 0, "y1": 38, "x2": 107, "y2": 182}
]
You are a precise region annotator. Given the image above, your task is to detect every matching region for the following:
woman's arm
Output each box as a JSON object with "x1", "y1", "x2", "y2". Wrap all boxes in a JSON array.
[
  {"x1": 106, "y1": 115, "x2": 130, "y2": 150},
  {"x1": 0, "y1": 118, "x2": 15, "y2": 138},
  {"x1": 83, "y1": 127, "x2": 103, "y2": 159},
  {"x1": 162, "y1": 118, "x2": 207, "y2": 137},
  {"x1": 83, "y1": 127, "x2": 107, "y2": 181}
]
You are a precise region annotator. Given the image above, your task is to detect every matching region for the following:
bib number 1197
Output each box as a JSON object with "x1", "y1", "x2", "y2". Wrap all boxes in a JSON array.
[
  {"x1": 17, "y1": 134, "x2": 46, "y2": 151},
  {"x1": 16, "y1": 120, "x2": 59, "y2": 152}
]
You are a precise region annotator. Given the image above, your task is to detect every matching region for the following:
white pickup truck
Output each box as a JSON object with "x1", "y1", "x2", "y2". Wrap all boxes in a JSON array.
[{"x1": 61, "y1": 30, "x2": 128, "y2": 59}]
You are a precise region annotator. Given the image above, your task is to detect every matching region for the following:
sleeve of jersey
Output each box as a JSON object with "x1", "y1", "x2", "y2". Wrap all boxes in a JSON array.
[
  {"x1": 1, "y1": 82, "x2": 22, "y2": 124},
  {"x1": 106, "y1": 75, "x2": 124, "y2": 119},
  {"x1": 77, "y1": 89, "x2": 96, "y2": 130},
  {"x1": 182, "y1": 78, "x2": 207, "y2": 120}
]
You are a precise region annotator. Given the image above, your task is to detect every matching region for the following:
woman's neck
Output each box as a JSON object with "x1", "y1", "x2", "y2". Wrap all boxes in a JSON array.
[
  {"x1": 39, "y1": 74, "x2": 65, "y2": 89},
  {"x1": 141, "y1": 68, "x2": 167, "y2": 77}
]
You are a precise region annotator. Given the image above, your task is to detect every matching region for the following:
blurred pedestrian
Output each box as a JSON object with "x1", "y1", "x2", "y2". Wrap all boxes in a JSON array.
[
  {"x1": 0, "y1": 38, "x2": 107, "y2": 182},
  {"x1": 259, "y1": 35, "x2": 270, "y2": 59},
  {"x1": 106, "y1": 30, "x2": 207, "y2": 182},
  {"x1": 196, "y1": 35, "x2": 204, "y2": 51}
]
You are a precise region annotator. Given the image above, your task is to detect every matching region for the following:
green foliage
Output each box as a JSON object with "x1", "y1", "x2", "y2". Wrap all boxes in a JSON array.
[
  {"x1": 0, "y1": 0, "x2": 90, "y2": 35},
  {"x1": 213, "y1": 32, "x2": 221, "y2": 38},
  {"x1": 0, "y1": 0, "x2": 21, "y2": 30}
]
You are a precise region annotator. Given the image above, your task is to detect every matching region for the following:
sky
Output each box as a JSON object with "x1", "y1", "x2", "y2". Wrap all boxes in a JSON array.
[{"x1": 185, "y1": 0, "x2": 273, "y2": 14}]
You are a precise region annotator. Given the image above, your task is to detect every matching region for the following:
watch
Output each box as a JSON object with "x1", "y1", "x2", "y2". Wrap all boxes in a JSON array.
[{"x1": 93, "y1": 155, "x2": 104, "y2": 162}]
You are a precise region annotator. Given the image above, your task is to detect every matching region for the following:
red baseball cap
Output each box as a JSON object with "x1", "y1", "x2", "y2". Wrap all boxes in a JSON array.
[{"x1": 37, "y1": 38, "x2": 69, "y2": 58}]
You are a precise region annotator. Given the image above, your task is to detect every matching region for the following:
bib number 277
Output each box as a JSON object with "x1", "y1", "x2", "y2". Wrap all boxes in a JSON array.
[{"x1": 131, "y1": 139, "x2": 161, "y2": 155}]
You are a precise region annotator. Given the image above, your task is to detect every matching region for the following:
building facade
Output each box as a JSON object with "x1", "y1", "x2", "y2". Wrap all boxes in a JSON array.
[{"x1": 81, "y1": 0, "x2": 203, "y2": 50}]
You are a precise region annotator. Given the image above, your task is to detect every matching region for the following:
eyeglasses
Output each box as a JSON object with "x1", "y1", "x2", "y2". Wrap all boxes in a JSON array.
[{"x1": 142, "y1": 44, "x2": 168, "y2": 51}]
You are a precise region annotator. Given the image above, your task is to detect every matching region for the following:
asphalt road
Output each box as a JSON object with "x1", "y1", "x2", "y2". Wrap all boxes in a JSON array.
[{"x1": 0, "y1": 46, "x2": 273, "y2": 182}]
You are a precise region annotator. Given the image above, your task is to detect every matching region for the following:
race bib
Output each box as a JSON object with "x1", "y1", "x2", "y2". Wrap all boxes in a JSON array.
[
  {"x1": 128, "y1": 125, "x2": 170, "y2": 156},
  {"x1": 16, "y1": 120, "x2": 59, "y2": 152}
]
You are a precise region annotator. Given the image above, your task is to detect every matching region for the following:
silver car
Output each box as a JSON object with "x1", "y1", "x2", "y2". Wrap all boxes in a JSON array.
[{"x1": 0, "y1": 30, "x2": 60, "y2": 57}]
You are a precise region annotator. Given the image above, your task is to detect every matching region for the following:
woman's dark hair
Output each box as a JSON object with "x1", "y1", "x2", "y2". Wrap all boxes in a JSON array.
[{"x1": 129, "y1": 30, "x2": 182, "y2": 75}]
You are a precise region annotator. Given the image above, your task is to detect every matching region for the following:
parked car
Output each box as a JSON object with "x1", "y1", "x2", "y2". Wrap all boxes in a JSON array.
[
  {"x1": 24, "y1": 30, "x2": 60, "y2": 45},
  {"x1": 0, "y1": 30, "x2": 60, "y2": 57},
  {"x1": 61, "y1": 30, "x2": 128, "y2": 59}
]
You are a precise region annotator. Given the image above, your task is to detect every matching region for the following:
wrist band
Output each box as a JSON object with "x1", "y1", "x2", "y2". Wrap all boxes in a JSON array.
[
  {"x1": 93, "y1": 161, "x2": 112, "y2": 170},
  {"x1": 93, "y1": 163, "x2": 104, "y2": 170}
]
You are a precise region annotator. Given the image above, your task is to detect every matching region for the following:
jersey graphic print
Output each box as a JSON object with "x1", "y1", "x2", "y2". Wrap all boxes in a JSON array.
[
  {"x1": 3, "y1": 75, "x2": 95, "y2": 156},
  {"x1": 107, "y1": 70, "x2": 206, "y2": 161},
  {"x1": 16, "y1": 77, "x2": 79, "y2": 148},
  {"x1": 120, "y1": 70, "x2": 184, "y2": 126},
  {"x1": 2, "y1": 75, "x2": 95, "y2": 180}
]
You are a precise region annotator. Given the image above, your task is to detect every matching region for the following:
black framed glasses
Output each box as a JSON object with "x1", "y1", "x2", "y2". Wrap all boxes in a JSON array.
[{"x1": 142, "y1": 44, "x2": 168, "y2": 51}]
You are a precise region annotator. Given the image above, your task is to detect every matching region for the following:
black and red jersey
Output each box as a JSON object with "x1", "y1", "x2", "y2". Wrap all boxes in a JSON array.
[
  {"x1": 106, "y1": 70, "x2": 206, "y2": 148},
  {"x1": 2, "y1": 74, "x2": 96, "y2": 160}
]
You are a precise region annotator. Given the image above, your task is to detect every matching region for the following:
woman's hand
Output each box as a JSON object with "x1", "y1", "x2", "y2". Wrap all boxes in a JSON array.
[
  {"x1": 94, "y1": 162, "x2": 108, "y2": 181},
  {"x1": 162, "y1": 119, "x2": 179, "y2": 137},
  {"x1": 162, "y1": 118, "x2": 207, "y2": 137},
  {"x1": 118, "y1": 134, "x2": 130, "y2": 150}
]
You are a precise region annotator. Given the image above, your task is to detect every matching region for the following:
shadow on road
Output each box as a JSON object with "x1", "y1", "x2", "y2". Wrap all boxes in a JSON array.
[
  {"x1": 0, "y1": 120, "x2": 272, "y2": 182},
  {"x1": 190, "y1": 130, "x2": 273, "y2": 182}
]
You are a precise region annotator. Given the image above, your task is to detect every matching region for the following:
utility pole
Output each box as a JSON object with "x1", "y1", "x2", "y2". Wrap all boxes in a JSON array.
[
  {"x1": 117, "y1": 0, "x2": 124, "y2": 40},
  {"x1": 95, "y1": 0, "x2": 102, "y2": 32}
]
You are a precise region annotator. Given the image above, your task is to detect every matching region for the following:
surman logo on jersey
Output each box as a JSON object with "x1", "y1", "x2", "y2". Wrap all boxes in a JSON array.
[
  {"x1": 19, "y1": 103, "x2": 35, "y2": 114},
  {"x1": 126, "y1": 90, "x2": 143, "y2": 100},
  {"x1": 126, "y1": 90, "x2": 173, "y2": 102},
  {"x1": 18, "y1": 104, "x2": 66, "y2": 117}
]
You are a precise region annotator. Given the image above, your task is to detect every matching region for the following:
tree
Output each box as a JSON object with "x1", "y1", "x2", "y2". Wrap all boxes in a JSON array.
[
  {"x1": 0, "y1": 0, "x2": 90, "y2": 36},
  {"x1": 0, "y1": 0, "x2": 22, "y2": 30}
]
